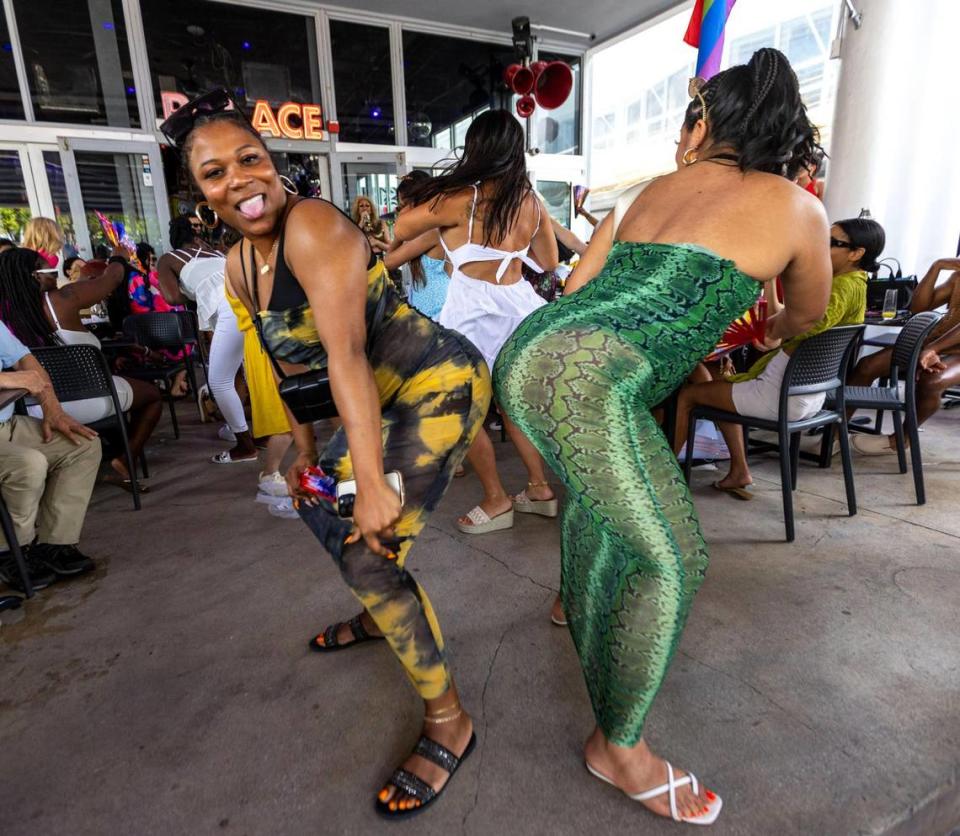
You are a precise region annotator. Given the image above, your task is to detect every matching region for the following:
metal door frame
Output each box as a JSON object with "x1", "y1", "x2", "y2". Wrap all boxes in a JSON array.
[
  {"x1": 264, "y1": 138, "x2": 334, "y2": 203},
  {"x1": 56, "y1": 137, "x2": 171, "y2": 257}
]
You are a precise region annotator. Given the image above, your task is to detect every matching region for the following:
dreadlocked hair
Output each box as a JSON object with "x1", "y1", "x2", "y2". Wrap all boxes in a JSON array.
[
  {"x1": 684, "y1": 47, "x2": 822, "y2": 180},
  {"x1": 0, "y1": 248, "x2": 57, "y2": 348},
  {"x1": 403, "y1": 109, "x2": 531, "y2": 247}
]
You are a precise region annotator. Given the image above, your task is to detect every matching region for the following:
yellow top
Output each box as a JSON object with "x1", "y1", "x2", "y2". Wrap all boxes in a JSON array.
[{"x1": 728, "y1": 269, "x2": 867, "y2": 383}]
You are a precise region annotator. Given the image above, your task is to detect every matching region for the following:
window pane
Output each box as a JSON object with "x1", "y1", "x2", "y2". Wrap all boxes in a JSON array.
[
  {"x1": 341, "y1": 163, "x2": 397, "y2": 217},
  {"x1": 535, "y1": 52, "x2": 581, "y2": 155},
  {"x1": 75, "y1": 152, "x2": 162, "y2": 252},
  {"x1": 538, "y1": 180, "x2": 571, "y2": 228},
  {"x1": 0, "y1": 8, "x2": 24, "y2": 119},
  {"x1": 0, "y1": 150, "x2": 30, "y2": 241},
  {"x1": 330, "y1": 21, "x2": 394, "y2": 144},
  {"x1": 402, "y1": 30, "x2": 515, "y2": 149},
  {"x1": 141, "y1": 0, "x2": 322, "y2": 120},
  {"x1": 15, "y1": 0, "x2": 139, "y2": 127},
  {"x1": 42, "y1": 151, "x2": 78, "y2": 256}
]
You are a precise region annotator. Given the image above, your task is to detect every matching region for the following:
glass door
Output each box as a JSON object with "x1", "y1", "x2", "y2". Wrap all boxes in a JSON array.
[
  {"x1": 269, "y1": 151, "x2": 332, "y2": 201},
  {"x1": 332, "y1": 151, "x2": 404, "y2": 225},
  {"x1": 57, "y1": 139, "x2": 170, "y2": 259},
  {"x1": 0, "y1": 145, "x2": 41, "y2": 243}
]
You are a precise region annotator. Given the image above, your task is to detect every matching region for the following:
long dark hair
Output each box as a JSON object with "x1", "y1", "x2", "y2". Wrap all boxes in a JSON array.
[
  {"x1": 0, "y1": 248, "x2": 56, "y2": 347},
  {"x1": 405, "y1": 109, "x2": 531, "y2": 246},
  {"x1": 397, "y1": 170, "x2": 431, "y2": 288},
  {"x1": 685, "y1": 48, "x2": 821, "y2": 179},
  {"x1": 835, "y1": 218, "x2": 885, "y2": 272}
]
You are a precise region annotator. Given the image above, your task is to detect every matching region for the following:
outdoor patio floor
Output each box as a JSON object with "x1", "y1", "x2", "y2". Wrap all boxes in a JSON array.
[{"x1": 2, "y1": 404, "x2": 958, "y2": 835}]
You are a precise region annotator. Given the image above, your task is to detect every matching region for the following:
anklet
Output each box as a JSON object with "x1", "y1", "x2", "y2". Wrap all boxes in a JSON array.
[
  {"x1": 526, "y1": 480, "x2": 549, "y2": 488},
  {"x1": 424, "y1": 709, "x2": 463, "y2": 724},
  {"x1": 425, "y1": 703, "x2": 461, "y2": 717}
]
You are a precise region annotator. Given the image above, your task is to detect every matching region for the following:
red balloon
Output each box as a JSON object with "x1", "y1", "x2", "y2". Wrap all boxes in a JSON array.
[
  {"x1": 516, "y1": 95, "x2": 536, "y2": 118},
  {"x1": 535, "y1": 61, "x2": 574, "y2": 110}
]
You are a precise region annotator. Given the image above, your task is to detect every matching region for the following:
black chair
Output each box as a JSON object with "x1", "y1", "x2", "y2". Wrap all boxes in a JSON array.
[
  {"x1": 122, "y1": 313, "x2": 201, "y2": 439},
  {"x1": 175, "y1": 309, "x2": 209, "y2": 380},
  {"x1": 685, "y1": 325, "x2": 864, "y2": 542},
  {"x1": 839, "y1": 311, "x2": 942, "y2": 505},
  {"x1": 31, "y1": 344, "x2": 142, "y2": 511},
  {"x1": 0, "y1": 388, "x2": 34, "y2": 598}
]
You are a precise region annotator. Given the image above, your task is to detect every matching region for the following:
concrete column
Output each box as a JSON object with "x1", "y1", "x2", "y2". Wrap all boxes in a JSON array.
[{"x1": 824, "y1": 0, "x2": 960, "y2": 273}]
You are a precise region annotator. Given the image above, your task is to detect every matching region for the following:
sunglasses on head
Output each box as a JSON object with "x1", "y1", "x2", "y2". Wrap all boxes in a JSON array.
[
  {"x1": 159, "y1": 88, "x2": 238, "y2": 147},
  {"x1": 830, "y1": 237, "x2": 854, "y2": 249}
]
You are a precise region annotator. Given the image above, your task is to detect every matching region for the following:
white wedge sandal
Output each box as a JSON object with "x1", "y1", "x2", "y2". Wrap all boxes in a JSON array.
[
  {"x1": 512, "y1": 481, "x2": 559, "y2": 518},
  {"x1": 455, "y1": 505, "x2": 514, "y2": 534},
  {"x1": 585, "y1": 760, "x2": 722, "y2": 826}
]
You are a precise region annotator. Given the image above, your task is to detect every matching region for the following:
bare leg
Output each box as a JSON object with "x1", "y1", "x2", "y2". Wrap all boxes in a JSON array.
[
  {"x1": 263, "y1": 432, "x2": 294, "y2": 475},
  {"x1": 109, "y1": 377, "x2": 162, "y2": 480},
  {"x1": 503, "y1": 414, "x2": 555, "y2": 501},
  {"x1": 674, "y1": 381, "x2": 745, "y2": 485},
  {"x1": 584, "y1": 729, "x2": 713, "y2": 821},
  {"x1": 457, "y1": 430, "x2": 512, "y2": 525}
]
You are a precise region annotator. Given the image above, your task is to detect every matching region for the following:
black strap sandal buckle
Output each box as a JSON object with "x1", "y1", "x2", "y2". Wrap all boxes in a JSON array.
[{"x1": 307, "y1": 614, "x2": 385, "y2": 653}]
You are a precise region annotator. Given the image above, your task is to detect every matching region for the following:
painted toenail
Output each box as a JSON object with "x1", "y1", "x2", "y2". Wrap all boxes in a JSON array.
[{"x1": 706, "y1": 790, "x2": 716, "y2": 801}]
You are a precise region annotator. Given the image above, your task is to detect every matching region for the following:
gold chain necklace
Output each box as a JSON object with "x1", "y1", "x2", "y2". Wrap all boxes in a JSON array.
[{"x1": 257, "y1": 239, "x2": 279, "y2": 275}]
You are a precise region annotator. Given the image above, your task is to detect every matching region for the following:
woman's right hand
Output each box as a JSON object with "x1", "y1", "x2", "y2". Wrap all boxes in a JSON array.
[
  {"x1": 285, "y1": 449, "x2": 320, "y2": 503},
  {"x1": 348, "y1": 477, "x2": 403, "y2": 559}
]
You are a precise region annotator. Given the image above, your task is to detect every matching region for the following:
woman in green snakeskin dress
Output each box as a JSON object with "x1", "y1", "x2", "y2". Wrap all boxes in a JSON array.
[{"x1": 495, "y1": 49, "x2": 832, "y2": 825}]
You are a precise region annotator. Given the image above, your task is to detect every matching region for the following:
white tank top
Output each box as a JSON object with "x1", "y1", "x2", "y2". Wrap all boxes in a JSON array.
[
  {"x1": 173, "y1": 248, "x2": 226, "y2": 330},
  {"x1": 45, "y1": 293, "x2": 101, "y2": 348}
]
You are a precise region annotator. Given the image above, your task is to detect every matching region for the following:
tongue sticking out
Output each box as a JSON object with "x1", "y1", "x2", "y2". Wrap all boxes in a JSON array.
[{"x1": 238, "y1": 195, "x2": 266, "y2": 220}]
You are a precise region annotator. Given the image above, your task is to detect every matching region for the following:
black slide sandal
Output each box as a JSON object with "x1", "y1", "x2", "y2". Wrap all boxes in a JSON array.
[
  {"x1": 307, "y1": 614, "x2": 385, "y2": 652},
  {"x1": 375, "y1": 732, "x2": 477, "y2": 820}
]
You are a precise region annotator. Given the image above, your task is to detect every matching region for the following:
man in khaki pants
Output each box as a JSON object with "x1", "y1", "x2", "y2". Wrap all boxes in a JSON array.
[{"x1": 0, "y1": 322, "x2": 101, "y2": 593}]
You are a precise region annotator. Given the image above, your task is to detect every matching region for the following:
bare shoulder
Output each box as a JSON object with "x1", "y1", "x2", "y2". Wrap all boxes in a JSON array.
[{"x1": 285, "y1": 199, "x2": 369, "y2": 268}]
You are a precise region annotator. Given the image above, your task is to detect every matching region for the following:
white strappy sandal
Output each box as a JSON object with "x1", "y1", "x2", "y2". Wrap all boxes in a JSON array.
[
  {"x1": 455, "y1": 505, "x2": 514, "y2": 534},
  {"x1": 585, "y1": 760, "x2": 722, "y2": 826}
]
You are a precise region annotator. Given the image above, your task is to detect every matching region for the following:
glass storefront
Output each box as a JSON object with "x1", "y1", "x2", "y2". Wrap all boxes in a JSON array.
[
  {"x1": 402, "y1": 31, "x2": 514, "y2": 150},
  {"x1": 14, "y1": 0, "x2": 139, "y2": 127},
  {"x1": 329, "y1": 21, "x2": 395, "y2": 145},
  {"x1": 140, "y1": 0, "x2": 322, "y2": 119},
  {"x1": 342, "y1": 162, "x2": 398, "y2": 218},
  {"x1": 42, "y1": 151, "x2": 77, "y2": 255}
]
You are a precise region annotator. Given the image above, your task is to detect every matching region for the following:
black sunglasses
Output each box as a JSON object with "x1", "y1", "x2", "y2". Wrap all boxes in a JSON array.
[
  {"x1": 159, "y1": 88, "x2": 238, "y2": 147},
  {"x1": 829, "y1": 237, "x2": 854, "y2": 249}
]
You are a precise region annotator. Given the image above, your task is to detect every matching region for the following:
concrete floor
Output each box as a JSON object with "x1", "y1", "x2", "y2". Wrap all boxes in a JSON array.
[{"x1": 2, "y1": 405, "x2": 959, "y2": 836}]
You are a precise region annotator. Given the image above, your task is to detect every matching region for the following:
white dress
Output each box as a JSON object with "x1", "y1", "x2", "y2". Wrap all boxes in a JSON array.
[
  {"x1": 436, "y1": 186, "x2": 546, "y2": 373},
  {"x1": 170, "y1": 248, "x2": 226, "y2": 331}
]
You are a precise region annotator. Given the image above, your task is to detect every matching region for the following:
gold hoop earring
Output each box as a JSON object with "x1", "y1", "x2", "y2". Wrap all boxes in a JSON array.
[
  {"x1": 682, "y1": 148, "x2": 699, "y2": 167},
  {"x1": 194, "y1": 201, "x2": 220, "y2": 230},
  {"x1": 279, "y1": 175, "x2": 298, "y2": 195}
]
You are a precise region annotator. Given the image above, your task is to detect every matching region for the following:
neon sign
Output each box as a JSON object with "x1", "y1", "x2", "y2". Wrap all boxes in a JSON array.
[{"x1": 160, "y1": 92, "x2": 339, "y2": 141}]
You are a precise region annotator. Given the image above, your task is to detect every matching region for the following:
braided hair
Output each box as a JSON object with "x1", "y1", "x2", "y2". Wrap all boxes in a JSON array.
[
  {"x1": 0, "y1": 248, "x2": 56, "y2": 347},
  {"x1": 684, "y1": 47, "x2": 821, "y2": 179}
]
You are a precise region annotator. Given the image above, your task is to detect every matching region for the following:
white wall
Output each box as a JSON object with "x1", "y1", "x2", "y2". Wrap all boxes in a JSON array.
[{"x1": 825, "y1": 0, "x2": 960, "y2": 274}]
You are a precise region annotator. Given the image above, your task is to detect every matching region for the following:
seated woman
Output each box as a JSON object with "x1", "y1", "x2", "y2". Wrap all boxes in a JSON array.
[
  {"x1": 850, "y1": 255, "x2": 960, "y2": 454},
  {"x1": 674, "y1": 217, "x2": 885, "y2": 497},
  {"x1": 0, "y1": 248, "x2": 162, "y2": 491}
]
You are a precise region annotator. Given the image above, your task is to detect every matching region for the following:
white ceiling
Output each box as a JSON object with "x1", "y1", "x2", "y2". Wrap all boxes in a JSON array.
[{"x1": 326, "y1": 0, "x2": 681, "y2": 47}]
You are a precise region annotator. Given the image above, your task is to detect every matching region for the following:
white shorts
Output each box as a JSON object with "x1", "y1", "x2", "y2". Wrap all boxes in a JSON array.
[
  {"x1": 28, "y1": 375, "x2": 134, "y2": 425},
  {"x1": 438, "y1": 273, "x2": 546, "y2": 372},
  {"x1": 731, "y1": 350, "x2": 825, "y2": 422}
]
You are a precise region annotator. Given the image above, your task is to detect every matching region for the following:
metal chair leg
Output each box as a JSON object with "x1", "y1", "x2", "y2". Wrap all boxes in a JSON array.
[
  {"x1": 837, "y1": 419, "x2": 857, "y2": 516},
  {"x1": 683, "y1": 410, "x2": 698, "y2": 484},
  {"x1": 778, "y1": 426, "x2": 795, "y2": 542},
  {"x1": 167, "y1": 393, "x2": 180, "y2": 439},
  {"x1": 891, "y1": 409, "x2": 908, "y2": 474},
  {"x1": 907, "y1": 416, "x2": 925, "y2": 505},
  {"x1": 0, "y1": 499, "x2": 33, "y2": 598},
  {"x1": 789, "y1": 431, "x2": 801, "y2": 490},
  {"x1": 818, "y1": 423, "x2": 835, "y2": 468},
  {"x1": 139, "y1": 449, "x2": 149, "y2": 480}
]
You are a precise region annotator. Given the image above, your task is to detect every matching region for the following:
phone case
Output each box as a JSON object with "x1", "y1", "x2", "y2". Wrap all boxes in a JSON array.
[{"x1": 336, "y1": 471, "x2": 405, "y2": 519}]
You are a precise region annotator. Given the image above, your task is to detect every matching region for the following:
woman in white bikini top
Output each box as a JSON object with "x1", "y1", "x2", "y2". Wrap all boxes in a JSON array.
[{"x1": 393, "y1": 109, "x2": 560, "y2": 539}]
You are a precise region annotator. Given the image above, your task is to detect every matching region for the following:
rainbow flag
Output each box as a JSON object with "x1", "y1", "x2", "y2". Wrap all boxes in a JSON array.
[{"x1": 683, "y1": 0, "x2": 737, "y2": 80}]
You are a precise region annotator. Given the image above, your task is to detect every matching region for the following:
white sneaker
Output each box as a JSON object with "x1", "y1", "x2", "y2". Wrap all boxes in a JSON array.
[
  {"x1": 218, "y1": 424, "x2": 237, "y2": 442},
  {"x1": 258, "y1": 470, "x2": 288, "y2": 497},
  {"x1": 268, "y1": 498, "x2": 299, "y2": 519}
]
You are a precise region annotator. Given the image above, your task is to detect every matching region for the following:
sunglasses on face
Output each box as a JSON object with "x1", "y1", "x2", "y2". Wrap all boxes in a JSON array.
[
  {"x1": 159, "y1": 88, "x2": 238, "y2": 147},
  {"x1": 830, "y1": 237, "x2": 853, "y2": 249}
]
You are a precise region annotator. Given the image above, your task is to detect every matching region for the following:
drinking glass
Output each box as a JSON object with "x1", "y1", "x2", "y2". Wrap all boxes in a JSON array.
[{"x1": 882, "y1": 288, "x2": 898, "y2": 320}]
